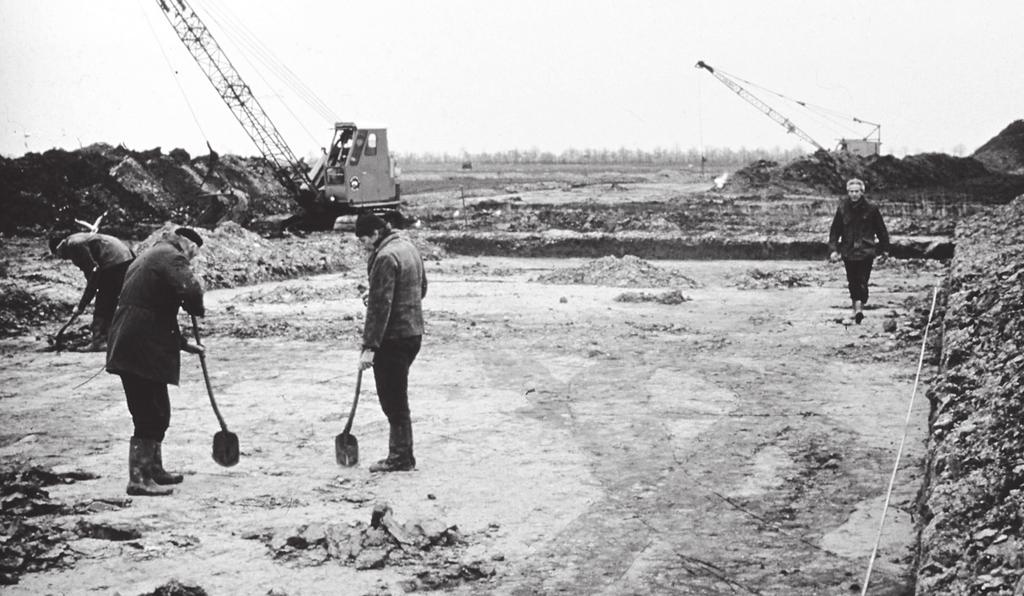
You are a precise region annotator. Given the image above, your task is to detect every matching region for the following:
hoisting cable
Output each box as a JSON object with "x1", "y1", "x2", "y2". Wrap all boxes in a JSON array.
[
  {"x1": 205, "y1": 0, "x2": 337, "y2": 122},
  {"x1": 861, "y1": 285, "x2": 940, "y2": 595},
  {"x1": 715, "y1": 66, "x2": 868, "y2": 139},
  {"x1": 137, "y1": 0, "x2": 212, "y2": 146},
  {"x1": 199, "y1": 0, "x2": 335, "y2": 146}
]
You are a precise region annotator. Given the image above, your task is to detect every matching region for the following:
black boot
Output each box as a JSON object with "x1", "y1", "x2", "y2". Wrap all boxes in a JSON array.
[
  {"x1": 151, "y1": 441, "x2": 183, "y2": 485},
  {"x1": 369, "y1": 423, "x2": 415, "y2": 472},
  {"x1": 127, "y1": 438, "x2": 173, "y2": 496}
]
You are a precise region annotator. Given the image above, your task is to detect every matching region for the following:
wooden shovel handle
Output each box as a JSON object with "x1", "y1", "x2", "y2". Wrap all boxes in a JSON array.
[
  {"x1": 341, "y1": 368, "x2": 362, "y2": 436},
  {"x1": 191, "y1": 315, "x2": 229, "y2": 433}
]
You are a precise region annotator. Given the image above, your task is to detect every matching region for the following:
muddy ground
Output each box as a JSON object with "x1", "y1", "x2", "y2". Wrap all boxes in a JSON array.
[
  {"x1": 1, "y1": 248, "x2": 947, "y2": 594},
  {"x1": 7, "y1": 141, "x2": 1022, "y2": 593}
]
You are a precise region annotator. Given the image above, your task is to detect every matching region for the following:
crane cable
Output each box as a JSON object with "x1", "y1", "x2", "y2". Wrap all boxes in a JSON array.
[
  {"x1": 714, "y1": 65, "x2": 869, "y2": 139},
  {"x1": 861, "y1": 285, "x2": 940, "y2": 595},
  {"x1": 199, "y1": 0, "x2": 336, "y2": 145},
  {"x1": 138, "y1": 0, "x2": 212, "y2": 147}
]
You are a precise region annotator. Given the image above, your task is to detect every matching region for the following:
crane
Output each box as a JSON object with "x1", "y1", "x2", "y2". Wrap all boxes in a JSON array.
[
  {"x1": 695, "y1": 60, "x2": 881, "y2": 156},
  {"x1": 156, "y1": 0, "x2": 401, "y2": 230}
]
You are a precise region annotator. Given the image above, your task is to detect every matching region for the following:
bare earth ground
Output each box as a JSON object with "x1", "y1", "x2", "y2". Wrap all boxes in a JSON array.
[{"x1": 0, "y1": 255, "x2": 944, "y2": 595}]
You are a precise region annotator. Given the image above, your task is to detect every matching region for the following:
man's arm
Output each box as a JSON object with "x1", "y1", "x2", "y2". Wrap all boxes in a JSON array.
[
  {"x1": 168, "y1": 252, "x2": 205, "y2": 318},
  {"x1": 874, "y1": 208, "x2": 891, "y2": 255},
  {"x1": 362, "y1": 255, "x2": 397, "y2": 351},
  {"x1": 828, "y1": 207, "x2": 843, "y2": 260}
]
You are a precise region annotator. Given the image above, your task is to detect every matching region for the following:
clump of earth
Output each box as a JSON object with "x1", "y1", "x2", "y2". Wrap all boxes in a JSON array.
[{"x1": 535, "y1": 255, "x2": 701, "y2": 288}]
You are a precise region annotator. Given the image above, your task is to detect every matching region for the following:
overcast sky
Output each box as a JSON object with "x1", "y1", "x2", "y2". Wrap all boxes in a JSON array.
[{"x1": 2, "y1": 0, "x2": 1022, "y2": 160}]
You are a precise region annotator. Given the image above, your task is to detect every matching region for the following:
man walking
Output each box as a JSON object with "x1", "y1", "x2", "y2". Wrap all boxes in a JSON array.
[
  {"x1": 829, "y1": 178, "x2": 890, "y2": 324},
  {"x1": 355, "y1": 213, "x2": 427, "y2": 473},
  {"x1": 49, "y1": 232, "x2": 134, "y2": 350},
  {"x1": 106, "y1": 227, "x2": 206, "y2": 496}
]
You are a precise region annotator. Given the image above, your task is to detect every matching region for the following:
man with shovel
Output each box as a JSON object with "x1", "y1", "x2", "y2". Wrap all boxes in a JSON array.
[
  {"x1": 106, "y1": 227, "x2": 206, "y2": 496},
  {"x1": 355, "y1": 213, "x2": 428, "y2": 473},
  {"x1": 829, "y1": 178, "x2": 890, "y2": 324},
  {"x1": 49, "y1": 232, "x2": 134, "y2": 351}
]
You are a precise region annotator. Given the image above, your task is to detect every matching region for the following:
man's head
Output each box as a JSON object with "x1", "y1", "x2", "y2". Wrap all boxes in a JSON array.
[
  {"x1": 174, "y1": 227, "x2": 203, "y2": 260},
  {"x1": 846, "y1": 178, "x2": 865, "y2": 201},
  {"x1": 355, "y1": 213, "x2": 388, "y2": 248}
]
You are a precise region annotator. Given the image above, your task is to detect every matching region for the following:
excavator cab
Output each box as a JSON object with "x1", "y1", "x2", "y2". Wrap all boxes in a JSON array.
[{"x1": 322, "y1": 122, "x2": 399, "y2": 210}]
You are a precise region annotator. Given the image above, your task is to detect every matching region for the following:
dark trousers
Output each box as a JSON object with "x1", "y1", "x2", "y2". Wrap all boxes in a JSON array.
[
  {"x1": 94, "y1": 261, "x2": 130, "y2": 336},
  {"x1": 372, "y1": 336, "x2": 422, "y2": 425},
  {"x1": 120, "y1": 373, "x2": 171, "y2": 441},
  {"x1": 842, "y1": 257, "x2": 875, "y2": 303}
]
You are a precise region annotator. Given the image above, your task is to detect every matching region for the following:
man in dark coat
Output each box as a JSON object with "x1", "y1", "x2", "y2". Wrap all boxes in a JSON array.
[
  {"x1": 50, "y1": 232, "x2": 134, "y2": 350},
  {"x1": 829, "y1": 178, "x2": 890, "y2": 324},
  {"x1": 106, "y1": 227, "x2": 206, "y2": 496},
  {"x1": 356, "y1": 213, "x2": 427, "y2": 472}
]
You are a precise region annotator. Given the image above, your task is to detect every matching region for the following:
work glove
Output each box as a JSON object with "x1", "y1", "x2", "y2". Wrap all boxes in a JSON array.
[{"x1": 828, "y1": 251, "x2": 841, "y2": 263}]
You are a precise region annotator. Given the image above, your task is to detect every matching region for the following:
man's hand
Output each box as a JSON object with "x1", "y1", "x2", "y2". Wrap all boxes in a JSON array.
[
  {"x1": 877, "y1": 252, "x2": 889, "y2": 265},
  {"x1": 359, "y1": 348, "x2": 375, "y2": 371},
  {"x1": 828, "y1": 251, "x2": 841, "y2": 263},
  {"x1": 182, "y1": 343, "x2": 205, "y2": 356}
]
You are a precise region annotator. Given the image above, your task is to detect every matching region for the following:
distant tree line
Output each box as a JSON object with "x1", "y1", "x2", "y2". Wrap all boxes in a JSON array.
[{"x1": 396, "y1": 146, "x2": 807, "y2": 168}]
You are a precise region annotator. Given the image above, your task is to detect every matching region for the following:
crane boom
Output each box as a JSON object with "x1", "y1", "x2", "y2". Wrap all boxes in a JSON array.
[
  {"x1": 695, "y1": 60, "x2": 827, "y2": 152},
  {"x1": 157, "y1": 0, "x2": 314, "y2": 201}
]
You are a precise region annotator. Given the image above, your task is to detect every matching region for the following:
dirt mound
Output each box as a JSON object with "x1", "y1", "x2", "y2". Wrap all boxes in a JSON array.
[
  {"x1": 972, "y1": 120, "x2": 1024, "y2": 175},
  {"x1": 0, "y1": 144, "x2": 289, "y2": 238},
  {"x1": 731, "y1": 267, "x2": 822, "y2": 290},
  {"x1": 0, "y1": 464, "x2": 123, "y2": 586},
  {"x1": 535, "y1": 255, "x2": 701, "y2": 288},
  {"x1": 134, "y1": 222, "x2": 368, "y2": 290},
  {"x1": 725, "y1": 140, "x2": 1024, "y2": 201},
  {"x1": 916, "y1": 194, "x2": 1024, "y2": 595},
  {"x1": 0, "y1": 280, "x2": 71, "y2": 338},
  {"x1": 614, "y1": 289, "x2": 692, "y2": 304},
  {"x1": 252, "y1": 502, "x2": 495, "y2": 592}
]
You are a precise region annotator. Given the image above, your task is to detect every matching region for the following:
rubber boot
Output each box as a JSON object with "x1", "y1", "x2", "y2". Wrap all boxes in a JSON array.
[
  {"x1": 853, "y1": 300, "x2": 864, "y2": 325},
  {"x1": 88, "y1": 319, "x2": 108, "y2": 352},
  {"x1": 151, "y1": 441, "x2": 184, "y2": 485},
  {"x1": 127, "y1": 438, "x2": 173, "y2": 496},
  {"x1": 369, "y1": 423, "x2": 415, "y2": 472}
]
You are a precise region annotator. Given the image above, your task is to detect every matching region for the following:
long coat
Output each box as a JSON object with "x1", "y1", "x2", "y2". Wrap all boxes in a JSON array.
[
  {"x1": 362, "y1": 232, "x2": 427, "y2": 350},
  {"x1": 106, "y1": 238, "x2": 204, "y2": 385}
]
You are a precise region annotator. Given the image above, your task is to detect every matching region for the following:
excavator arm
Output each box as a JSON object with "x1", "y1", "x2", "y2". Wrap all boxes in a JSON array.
[
  {"x1": 696, "y1": 60, "x2": 827, "y2": 152},
  {"x1": 157, "y1": 0, "x2": 315, "y2": 206}
]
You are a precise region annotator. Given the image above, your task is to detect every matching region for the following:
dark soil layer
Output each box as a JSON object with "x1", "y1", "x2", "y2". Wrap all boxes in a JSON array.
[
  {"x1": 0, "y1": 144, "x2": 290, "y2": 238},
  {"x1": 424, "y1": 230, "x2": 952, "y2": 260},
  {"x1": 725, "y1": 129, "x2": 1024, "y2": 201},
  {"x1": 915, "y1": 196, "x2": 1024, "y2": 595},
  {"x1": 973, "y1": 120, "x2": 1024, "y2": 176}
]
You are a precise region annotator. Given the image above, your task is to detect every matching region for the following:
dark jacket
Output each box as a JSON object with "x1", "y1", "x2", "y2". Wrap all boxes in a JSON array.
[
  {"x1": 106, "y1": 238, "x2": 205, "y2": 384},
  {"x1": 60, "y1": 233, "x2": 134, "y2": 280},
  {"x1": 828, "y1": 197, "x2": 890, "y2": 260},
  {"x1": 362, "y1": 232, "x2": 427, "y2": 350}
]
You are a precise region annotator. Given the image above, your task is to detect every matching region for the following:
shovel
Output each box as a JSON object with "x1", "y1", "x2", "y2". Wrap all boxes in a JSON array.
[
  {"x1": 190, "y1": 315, "x2": 239, "y2": 467},
  {"x1": 54, "y1": 309, "x2": 83, "y2": 350},
  {"x1": 335, "y1": 368, "x2": 362, "y2": 466}
]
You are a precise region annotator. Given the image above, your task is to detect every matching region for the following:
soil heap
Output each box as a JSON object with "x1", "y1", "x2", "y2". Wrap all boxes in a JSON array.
[
  {"x1": 723, "y1": 123, "x2": 1024, "y2": 201},
  {"x1": 972, "y1": 120, "x2": 1024, "y2": 175},
  {"x1": 0, "y1": 144, "x2": 290, "y2": 238},
  {"x1": 915, "y1": 194, "x2": 1024, "y2": 595}
]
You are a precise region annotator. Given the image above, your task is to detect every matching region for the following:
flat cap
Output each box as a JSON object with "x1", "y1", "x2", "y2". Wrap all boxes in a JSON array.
[
  {"x1": 175, "y1": 227, "x2": 204, "y2": 247},
  {"x1": 354, "y1": 213, "x2": 387, "y2": 237}
]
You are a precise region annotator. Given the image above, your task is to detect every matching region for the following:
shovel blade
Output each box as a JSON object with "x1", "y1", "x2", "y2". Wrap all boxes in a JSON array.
[
  {"x1": 335, "y1": 433, "x2": 358, "y2": 466},
  {"x1": 213, "y1": 430, "x2": 239, "y2": 467}
]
